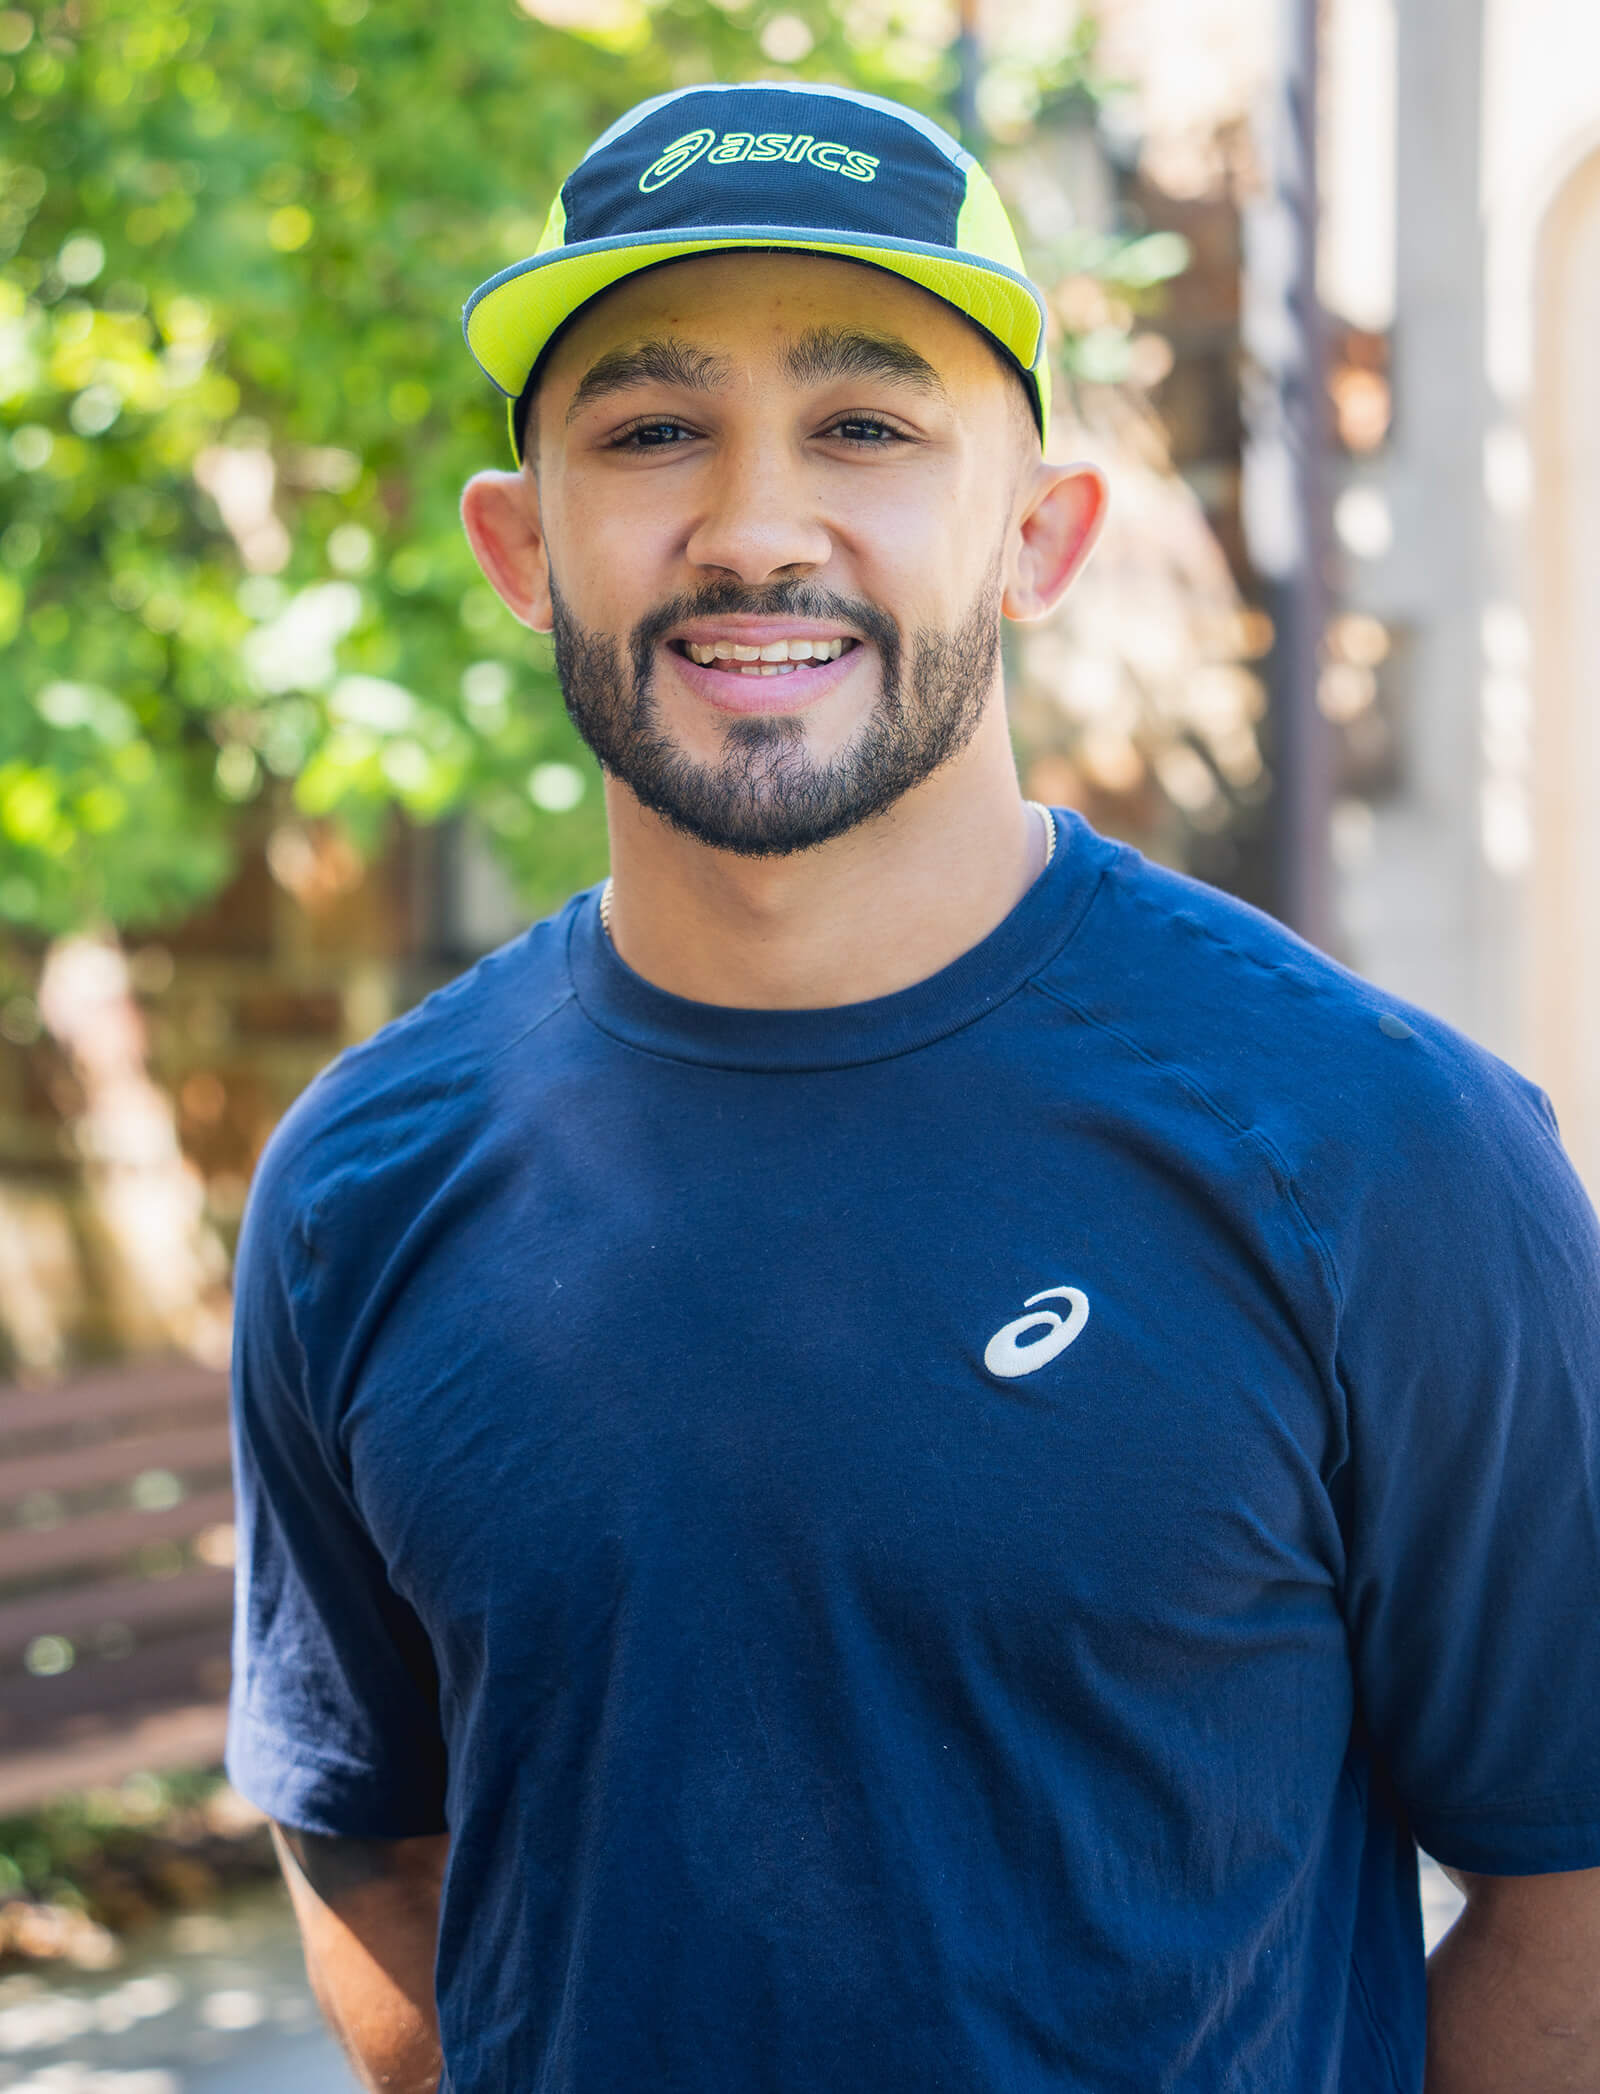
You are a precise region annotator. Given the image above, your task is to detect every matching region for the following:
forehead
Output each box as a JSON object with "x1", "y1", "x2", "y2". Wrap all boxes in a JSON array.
[{"x1": 541, "y1": 250, "x2": 1006, "y2": 399}]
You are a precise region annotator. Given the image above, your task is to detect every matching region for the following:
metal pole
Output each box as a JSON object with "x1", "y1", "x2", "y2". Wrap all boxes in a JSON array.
[{"x1": 1243, "y1": 0, "x2": 1334, "y2": 946}]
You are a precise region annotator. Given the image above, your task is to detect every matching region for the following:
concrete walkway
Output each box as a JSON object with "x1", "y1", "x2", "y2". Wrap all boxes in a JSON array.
[{"x1": 0, "y1": 1887, "x2": 351, "y2": 2093}]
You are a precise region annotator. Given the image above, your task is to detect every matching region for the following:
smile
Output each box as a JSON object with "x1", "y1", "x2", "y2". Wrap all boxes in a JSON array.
[
  {"x1": 670, "y1": 636, "x2": 859, "y2": 678},
  {"x1": 663, "y1": 630, "x2": 868, "y2": 714}
]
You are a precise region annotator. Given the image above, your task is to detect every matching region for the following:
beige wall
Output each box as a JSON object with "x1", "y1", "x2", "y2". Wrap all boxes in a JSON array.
[
  {"x1": 1484, "y1": 0, "x2": 1600, "y2": 405},
  {"x1": 1530, "y1": 150, "x2": 1600, "y2": 1190}
]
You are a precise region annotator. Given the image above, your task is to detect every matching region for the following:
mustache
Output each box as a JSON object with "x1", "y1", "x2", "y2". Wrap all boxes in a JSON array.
[{"x1": 629, "y1": 581, "x2": 902, "y2": 706}]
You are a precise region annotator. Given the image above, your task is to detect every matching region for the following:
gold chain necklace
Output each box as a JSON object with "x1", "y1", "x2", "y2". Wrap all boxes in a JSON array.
[{"x1": 598, "y1": 801, "x2": 1056, "y2": 944}]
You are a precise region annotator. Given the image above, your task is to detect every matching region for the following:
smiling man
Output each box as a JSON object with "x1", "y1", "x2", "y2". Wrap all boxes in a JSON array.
[{"x1": 226, "y1": 82, "x2": 1600, "y2": 2094}]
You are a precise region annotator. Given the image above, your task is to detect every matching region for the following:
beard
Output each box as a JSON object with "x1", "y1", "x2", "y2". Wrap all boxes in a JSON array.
[{"x1": 548, "y1": 569, "x2": 1002, "y2": 858}]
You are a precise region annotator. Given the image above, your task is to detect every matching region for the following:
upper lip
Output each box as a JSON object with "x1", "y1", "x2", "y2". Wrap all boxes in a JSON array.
[{"x1": 666, "y1": 619, "x2": 860, "y2": 648}]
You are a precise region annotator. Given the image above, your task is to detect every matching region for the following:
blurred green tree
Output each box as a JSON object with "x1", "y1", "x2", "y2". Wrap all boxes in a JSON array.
[{"x1": 0, "y1": 0, "x2": 1159, "y2": 939}]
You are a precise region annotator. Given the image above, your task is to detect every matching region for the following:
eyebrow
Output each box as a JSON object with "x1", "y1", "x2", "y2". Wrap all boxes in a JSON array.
[
  {"x1": 564, "y1": 325, "x2": 949, "y2": 425},
  {"x1": 780, "y1": 327, "x2": 949, "y2": 399},
  {"x1": 565, "y1": 338, "x2": 733, "y2": 423}
]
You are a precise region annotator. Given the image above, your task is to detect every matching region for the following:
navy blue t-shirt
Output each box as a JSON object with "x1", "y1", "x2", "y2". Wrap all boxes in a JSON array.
[{"x1": 227, "y1": 812, "x2": 1600, "y2": 2094}]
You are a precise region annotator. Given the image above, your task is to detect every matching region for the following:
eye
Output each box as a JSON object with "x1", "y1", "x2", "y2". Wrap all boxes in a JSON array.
[
  {"x1": 825, "y1": 415, "x2": 907, "y2": 445},
  {"x1": 609, "y1": 418, "x2": 697, "y2": 451}
]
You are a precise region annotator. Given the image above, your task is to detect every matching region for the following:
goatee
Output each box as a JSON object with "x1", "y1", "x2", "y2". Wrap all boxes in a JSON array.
[{"x1": 548, "y1": 573, "x2": 1001, "y2": 858}]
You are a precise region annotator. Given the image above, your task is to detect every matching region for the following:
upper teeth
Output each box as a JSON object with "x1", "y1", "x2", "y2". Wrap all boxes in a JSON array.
[{"x1": 684, "y1": 638, "x2": 850, "y2": 665}]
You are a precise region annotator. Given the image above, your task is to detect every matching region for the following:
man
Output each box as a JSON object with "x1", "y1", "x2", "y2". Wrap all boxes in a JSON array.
[{"x1": 227, "y1": 81, "x2": 1600, "y2": 2094}]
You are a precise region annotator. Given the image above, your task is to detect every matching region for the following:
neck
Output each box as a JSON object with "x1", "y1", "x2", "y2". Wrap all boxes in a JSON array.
[{"x1": 599, "y1": 704, "x2": 1047, "y2": 1009}]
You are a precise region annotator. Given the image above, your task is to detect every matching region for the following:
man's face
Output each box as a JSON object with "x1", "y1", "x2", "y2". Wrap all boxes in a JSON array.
[{"x1": 515, "y1": 253, "x2": 1040, "y2": 855}]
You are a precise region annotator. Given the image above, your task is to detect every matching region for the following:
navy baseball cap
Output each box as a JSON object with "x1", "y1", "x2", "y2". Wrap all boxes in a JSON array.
[{"x1": 462, "y1": 81, "x2": 1051, "y2": 461}]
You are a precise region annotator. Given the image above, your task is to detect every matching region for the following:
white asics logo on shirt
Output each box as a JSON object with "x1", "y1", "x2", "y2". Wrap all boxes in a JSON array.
[{"x1": 983, "y1": 1287, "x2": 1090, "y2": 1378}]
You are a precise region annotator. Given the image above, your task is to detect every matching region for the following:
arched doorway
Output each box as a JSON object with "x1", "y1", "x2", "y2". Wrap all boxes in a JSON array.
[{"x1": 1530, "y1": 148, "x2": 1600, "y2": 1192}]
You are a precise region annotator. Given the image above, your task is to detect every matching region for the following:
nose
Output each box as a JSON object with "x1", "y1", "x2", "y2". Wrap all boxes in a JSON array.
[{"x1": 683, "y1": 438, "x2": 832, "y2": 585}]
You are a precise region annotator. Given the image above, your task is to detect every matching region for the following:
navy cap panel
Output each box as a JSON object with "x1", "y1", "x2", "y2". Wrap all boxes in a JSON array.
[{"x1": 560, "y1": 88, "x2": 966, "y2": 252}]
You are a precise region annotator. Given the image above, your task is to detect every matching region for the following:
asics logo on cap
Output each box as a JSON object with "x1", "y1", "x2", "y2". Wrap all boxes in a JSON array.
[
  {"x1": 463, "y1": 80, "x2": 1053, "y2": 456},
  {"x1": 639, "y1": 128, "x2": 880, "y2": 193}
]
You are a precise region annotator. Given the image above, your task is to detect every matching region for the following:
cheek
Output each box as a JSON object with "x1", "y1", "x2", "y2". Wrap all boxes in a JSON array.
[
  {"x1": 841, "y1": 474, "x2": 997, "y2": 614},
  {"x1": 549, "y1": 485, "x2": 679, "y2": 622}
]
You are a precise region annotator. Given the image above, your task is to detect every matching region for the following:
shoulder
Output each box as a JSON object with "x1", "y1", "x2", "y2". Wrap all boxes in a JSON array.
[
  {"x1": 1043, "y1": 824, "x2": 1569, "y2": 1264},
  {"x1": 240, "y1": 895, "x2": 583, "y2": 1265}
]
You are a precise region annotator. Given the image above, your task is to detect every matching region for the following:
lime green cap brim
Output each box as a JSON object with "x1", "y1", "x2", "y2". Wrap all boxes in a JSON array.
[{"x1": 465, "y1": 228, "x2": 1052, "y2": 459}]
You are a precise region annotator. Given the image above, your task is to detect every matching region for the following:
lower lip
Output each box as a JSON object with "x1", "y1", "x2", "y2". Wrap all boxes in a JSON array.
[{"x1": 663, "y1": 644, "x2": 866, "y2": 715}]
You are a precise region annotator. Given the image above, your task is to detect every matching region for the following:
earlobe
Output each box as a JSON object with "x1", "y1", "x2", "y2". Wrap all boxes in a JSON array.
[
  {"x1": 1002, "y1": 463, "x2": 1108, "y2": 624},
  {"x1": 460, "y1": 469, "x2": 554, "y2": 632}
]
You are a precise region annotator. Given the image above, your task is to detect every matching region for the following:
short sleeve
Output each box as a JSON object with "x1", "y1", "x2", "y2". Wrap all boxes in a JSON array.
[
  {"x1": 1335, "y1": 1052, "x2": 1600, "y2": 1874},
  {"x1": 225, "y1": 1132, "x2": 449, "y2": 1839}
]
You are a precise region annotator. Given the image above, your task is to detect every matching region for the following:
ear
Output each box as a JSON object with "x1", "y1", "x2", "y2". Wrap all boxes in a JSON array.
[
  {"x1": 460, "y1": 469, "x2": 553, "y2": 632},
  {"x1": 1002, "y1": 462, "x2": 1108, "y2": 624}
]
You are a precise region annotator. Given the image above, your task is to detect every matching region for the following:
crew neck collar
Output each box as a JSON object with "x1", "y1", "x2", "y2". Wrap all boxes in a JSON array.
[{"x1": 565, "y1": 809, "x2": 1114, "y2": 1073}]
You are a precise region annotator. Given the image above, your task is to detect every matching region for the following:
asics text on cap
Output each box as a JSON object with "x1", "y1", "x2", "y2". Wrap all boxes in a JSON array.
[{"x1": 462, "y1": 82, "x2": 1051, "y2": 460}]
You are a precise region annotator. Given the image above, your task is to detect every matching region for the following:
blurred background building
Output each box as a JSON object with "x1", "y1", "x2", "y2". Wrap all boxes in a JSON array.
[{"x1": 1326, "y1": 0, "x2": 1600, "y2": 1198}]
